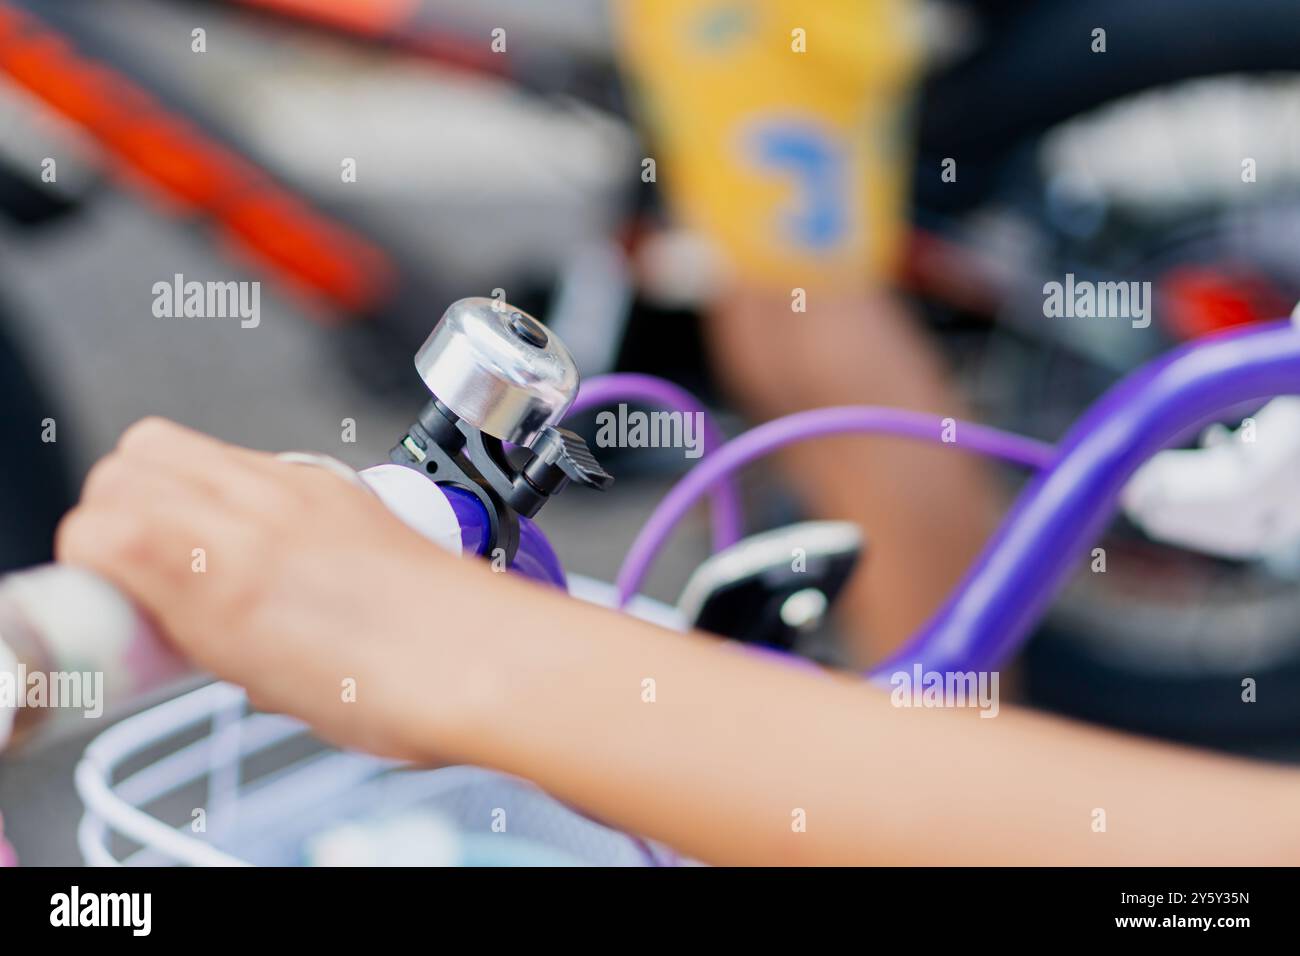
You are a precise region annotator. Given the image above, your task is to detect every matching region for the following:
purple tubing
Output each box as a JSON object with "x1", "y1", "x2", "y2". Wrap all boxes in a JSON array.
[
  {"x1": 877, "y1": 320, "x2": 1300, "y2": 678},
  {"x1": 614, "y1": 408, "x2": 1056, "y2": 609},
  {"x1": 569, "y1": 374, "x2": 745, "y2": 551}
]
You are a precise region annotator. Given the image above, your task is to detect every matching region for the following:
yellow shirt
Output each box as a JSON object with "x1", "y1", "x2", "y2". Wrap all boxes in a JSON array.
[{"x1": 617, "y1": 0, "x2": 920, "y2": 288}]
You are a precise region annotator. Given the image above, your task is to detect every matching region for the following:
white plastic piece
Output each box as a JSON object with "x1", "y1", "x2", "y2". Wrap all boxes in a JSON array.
[
  {"x1": 0, "y1": 565, "x2": 181, "y2": 715},
  {"x1": 675, "y1": 521, "x2": 861, "y2": 625},
  {"x1": 1121, "y1": 305, "x2": 1300, "y2": 559},
  {"x1": 358, "y1": 464, "x2": 463, "y2": 556}
]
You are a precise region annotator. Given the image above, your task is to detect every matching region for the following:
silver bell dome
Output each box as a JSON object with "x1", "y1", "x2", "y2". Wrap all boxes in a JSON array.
[{"x1": 413, "y1": 297, "x2": 580, "y2": 447}]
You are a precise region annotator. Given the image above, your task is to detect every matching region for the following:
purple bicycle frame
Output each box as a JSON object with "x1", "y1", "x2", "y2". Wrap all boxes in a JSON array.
[{"x1": 877, "y1": 319, "x2": 1300, "y2": 677}]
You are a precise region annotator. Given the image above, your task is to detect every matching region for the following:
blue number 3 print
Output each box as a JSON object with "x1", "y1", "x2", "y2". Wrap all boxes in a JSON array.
[{"x1": 747, "y1": 120, "x2": 851, "y2": 252}]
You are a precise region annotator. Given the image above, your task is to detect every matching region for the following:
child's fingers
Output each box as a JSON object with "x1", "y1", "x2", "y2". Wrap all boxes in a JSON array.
[
  {"x1": 54, "y1": 505, "x2": 212, "y2": 625},
  {"x1": 116, "y1": 416, "x2": 275, "y2": 469},
  {"x1": 104, "y1": 417, "x2": 308, "y2": 518}
]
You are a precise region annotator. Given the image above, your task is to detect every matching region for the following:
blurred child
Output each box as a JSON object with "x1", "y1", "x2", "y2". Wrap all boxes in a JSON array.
[{"x1": 617, "y1": 0, "x2": 1002, "y2": 662}]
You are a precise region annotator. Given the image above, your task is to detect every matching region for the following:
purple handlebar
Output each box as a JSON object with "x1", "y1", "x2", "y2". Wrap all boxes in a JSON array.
[
  {"x1": 877, "y1": 320, "x2": 1300, "y2": 677},
  {"x1": 442, "y1": 486, "x2": 568, "y2": 590}
]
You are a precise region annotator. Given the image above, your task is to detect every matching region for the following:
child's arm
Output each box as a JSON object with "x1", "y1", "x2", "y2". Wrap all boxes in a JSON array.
[
  {"x1": 439, "y1": 567, "x2": 1300, "y2": 865},
  {"x1": 58, "y1": 419, "x2": 1300, "y2": 865}
]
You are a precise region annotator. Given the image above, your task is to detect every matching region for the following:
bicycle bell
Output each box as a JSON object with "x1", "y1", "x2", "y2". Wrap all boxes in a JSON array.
[
  {"x1": 391, "y1": 297, "x2": 612, "y2": 563},
  {"x1": 414, "y1": 297, "x2": 579, "y2": 447}
]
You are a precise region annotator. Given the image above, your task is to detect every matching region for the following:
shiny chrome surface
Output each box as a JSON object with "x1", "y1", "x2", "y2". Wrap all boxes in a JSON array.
[{"x1": 414, "y1": 297, "x2": 580, "y2": 446}]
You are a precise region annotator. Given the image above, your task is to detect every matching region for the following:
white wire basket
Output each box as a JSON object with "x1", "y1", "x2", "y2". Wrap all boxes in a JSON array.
[{"x1": 75, "y1": 577, "x2": 687, "y2": 867}]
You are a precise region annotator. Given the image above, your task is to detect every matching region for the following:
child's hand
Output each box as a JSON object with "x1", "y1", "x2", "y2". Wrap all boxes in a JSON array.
[{"x1": 56, "y1": 417, "x2": 473, "y2": 762}]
